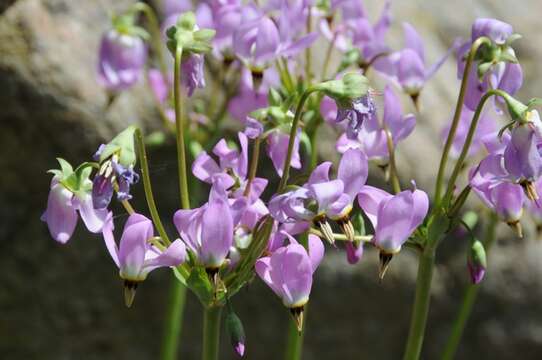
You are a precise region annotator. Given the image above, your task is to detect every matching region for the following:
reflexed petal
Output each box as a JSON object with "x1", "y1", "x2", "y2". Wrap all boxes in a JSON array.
[
  {"x1": 101, "y1": 212, "x2": 119, "y2": 267},
  {"x1": 118, "y1": 214, "x2": 154, "y2": 280},
  {"x1": 308, "y1": 180, "x2": 344, "y2": 212},
  {"x1": 254, "y1": 17, "x2": 279, "y2": 65},
  {"x1": 402, "y1": 22, "x2": 424, "y2": 62},
  {"x1": 373, "y1": 191, "x2": 414, "y2": 253},
  {"x1": 76, "y1": 193, "x2": 108, "y2": 233},
  {"x1": 273, "y1": 244, "x2": 312, "y2": 307},
  {"x1": 357, "y1": 185, "x2": 392, "y2": 229},
  {"x1": 141, "y1": 239, "x2": 187, "y2": 276},
  {"x1": 192, "y1": 151, "x2": 221, "y2": 183},
  {"x1": 307, "y1": 234, "x2": 325, "y2": 272},
  {"x1": 43, "y1": 183, "x2": 77, "y2": 244},
  {"x1": 491, "y1": 182, "x2": 524, "y2": 222},
  {"x1": 397, "y1": 49, "x2": 425, "y2": 94},
  {"x1": 200, "y1": 196, "x2": 234, "y2": 267},
  {"x1": 338, "y1": 148, "x2": 368, "y2": 199},
  {"x1": 308, "y1": 162, "x2": 332, "y2": 185}
]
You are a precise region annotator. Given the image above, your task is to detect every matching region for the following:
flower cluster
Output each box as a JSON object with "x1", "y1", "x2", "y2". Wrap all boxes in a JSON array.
[{"x1": 43, "y1": 1, "x2": 542, "y2": 359}]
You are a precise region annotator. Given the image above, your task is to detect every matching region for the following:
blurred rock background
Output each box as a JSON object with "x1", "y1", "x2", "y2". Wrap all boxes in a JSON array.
[{"x1": 2, "y1": 0, "x2": 542, "y2": 359}]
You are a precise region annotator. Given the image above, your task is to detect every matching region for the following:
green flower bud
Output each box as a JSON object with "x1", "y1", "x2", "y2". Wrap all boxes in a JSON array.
[{"x1": 315, "y1": 72, "x2": 370, "y2": 105}]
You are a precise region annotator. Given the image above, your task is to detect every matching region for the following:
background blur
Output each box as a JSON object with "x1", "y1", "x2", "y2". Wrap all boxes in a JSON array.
[{"x1": 2, "y1": 0, "x2": 542, "y2": 359}]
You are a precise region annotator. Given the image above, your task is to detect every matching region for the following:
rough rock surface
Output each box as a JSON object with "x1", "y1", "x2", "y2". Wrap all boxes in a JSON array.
[{"x1": 2, "y1": 0, "x2": 542, "y2": 359}]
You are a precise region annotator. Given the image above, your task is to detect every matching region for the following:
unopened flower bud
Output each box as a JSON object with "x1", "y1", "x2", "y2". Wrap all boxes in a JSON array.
[
  {"x1": 467, "y1": 240, "x2": 487, "y2": 284},
  {"x1": 226, "y1": 309, "x2": 246, "y2": 357}
]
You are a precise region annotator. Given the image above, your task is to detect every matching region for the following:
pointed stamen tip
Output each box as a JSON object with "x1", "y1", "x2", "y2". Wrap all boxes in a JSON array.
[
  {"x1": 123, "y1": 280, "x2": 138, "y2": 308},
  {"x1": 289, "y1": 306, "x2": 304, "y2": 333},
  {"x1": 507, "y1": 221, "x2": 523, "y2": 238},
  {"x1": 378, "y1": 252, "x2": 394, "y2": 280},
  {"x1": 410, "y1": 93, "x2": 420, "y2": 111},
  {"x1": 235, "y1": 342, "x2": 245, "y2": 357},
  {"x1": 338, "y1": 216, "x2": 355, "y2": 242}
]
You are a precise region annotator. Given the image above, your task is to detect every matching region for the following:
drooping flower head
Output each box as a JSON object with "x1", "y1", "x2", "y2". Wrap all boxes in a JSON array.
[
  {"x1": 358, "y1": 184, "x2": 429, "y2": 278},
  {"x1": 97, "y1": 15, "x2": 148, "y2": 91},
  {"x1": 42, "y1": 159, "x2": 109, "y2": 244},
  {"x1": 255, "y1": 233, "x2": 324, "y2": 330},
  {"x1": 102, "y1": 213, "x2": 187, "y2": 307}
]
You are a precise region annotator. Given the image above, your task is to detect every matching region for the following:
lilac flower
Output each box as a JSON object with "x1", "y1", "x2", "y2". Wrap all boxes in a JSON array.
[
  {"x1": 375, "y1": 23, "x2": 457, "y2": 98},
  {"x1": 469, "y1": 155, "x2": 525, "y2": 235},
  {"x1": 319, "y1": 0, "x2": 391, "y2": 63},
  {"x1": 174, "y1": 181, "x2": 245, "y2": 269},
  {"x1": 357, "y1": 185, "x2": 429, "y2": 278},
  {"x1": 266, "y1": 129, "x2": 302, "y2": 177},
  {"x1": 458, "y1": 19, "x2": 522, "y2": 111},
  {"x1": 440, "y1": 106, "x2": 496, "y2": 158},
  {"x1": 102, "y1": 213, "x2": 187, "y2": 307},
  {"x1": 42, "y1": 177, "x2": 108, "y2": 244},
  {"x1": 97, "y1": 29, "x2": 147, "y2": 91},
  {"x1": 334, "y1": 95, "x2": 376, "y2": 139},
  {"x1": 336, "y1": 86, "x2": 416, "y2": 163},
  {"x1": 192, "y1": 132, "x2": 268, "y2": 201},
  {"x1": 503, "y1": 120, "x2": 542, "y2": 186},
  {"x1": 211, "y1": 0, "x2": 243, "y2": 55},
  {"x1": 269, "y1": 149, "x2": 368, "y2": 244},
  {"x1": 233, "y1": 8, "x2": 280, "y2": 69},
  {"x1": 181, "y1": 53, "x2": 206, "y2": 96},
  {"x1": 255, "y1": 233, "x2": 324, "y2": 329},
  {"x1": 148, "y1": 68, "x2": 170, "y2": 104},
  {"x1": 92, "y1": 154, "x2": 139, "y2": 210},
  {"x1": 162, "y1": 0, "x2": 192, "y2": 17}
]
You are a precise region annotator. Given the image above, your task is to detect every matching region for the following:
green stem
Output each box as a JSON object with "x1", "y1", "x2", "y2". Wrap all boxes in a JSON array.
[
  {"x1": 434, "y1": 37, "x2": 491, "y2": 207},
  {"x1": 440, "y1": 213, "x2": 498, "y2": 360},
  {"x1": 202, "y1": 306, "x2": 223, "y2": 360},
  {"x1": 305, "y1": 9, "x2": 313, "y2": 84},
  {"x1": 134, "y1": 128, "x2": 172, "y2": 245},
  {"x1": 284, "y1": 309, "x2": 306, "y2": 360},
  {"x1": 383, "y1": 124, "x2": 401, "y2": 194},
  {"x1": 308, "y1": 228, "x2": 372, "y2": 242},
  {"x1": 321, "y1": 33, "x2": 337, "y2": 80},
  {"x1": 133, "y1": 2, "x2": 168, "y2": 75},
  {"x1": 174, "y1": 47, "x2": 191, "y2": 210},
  {"x1": 244, "y1": 136, "x2": 262, "y2": 198},
  {"x1": 403, "y1": 247, "x2": 436, "y2": 360},
  {"x1": 441, "y1": 89, "x2": 505, "y2": 207},
  {"x1": 277, "y1": 89, "x2": 318, "y2": 192},
  {"x1": 161, "y1": 279, "x2": 187, "y2": 360}
]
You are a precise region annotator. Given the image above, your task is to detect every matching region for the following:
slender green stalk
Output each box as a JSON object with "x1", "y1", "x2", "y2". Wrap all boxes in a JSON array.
[
  {"x1": 305, "y1": 9, "x2": 313, "y2": 84},
  {"x1": 244, "y1": 136, "x2": 262, "y2": 198},
  {"x1": 308, "y1": 228, "x2": 372, "y2": 242},
  {"x1": 383, "y1": 124, "x2": 401, "y2": 194},
  {"x1": 321, "y1": 33, "x2": 337, "y2": 80},
  {"x1": 277, "y1": 89, "x2": 318, "y2": 191},
  {"x1": 434, "y1": 37, "x2": 491, "y2": 206},
  {"x1": 161, "y1": 279, "x2": 188, "y2": 360},
  {"x1": 442, "y1": 89, "x2": 505, "y2": 207},
  {"x1": 202, "y1": 306, "x2": 223, "y2": 360},
  {"x1": 403, "y1": 247, "x2": 436, "y2": 360},
  {"x1": 132, "y1": 2, "x2": 168, "y2": 75},
  {"x1": 121, "y1": 199, "x2": 135, "y2": 215},
  {"x1": 440, "y1": 213, "x2": 498, "y2": 360},
  {"x1": 284, "y1": 310, "x2": 306, "y2": 360},
  {"x1": 174, "y1": 47, "x2": 191, "y2": 210},
  {"x1": 134, "y1": 128, "x2": 172, "y2": 245}
]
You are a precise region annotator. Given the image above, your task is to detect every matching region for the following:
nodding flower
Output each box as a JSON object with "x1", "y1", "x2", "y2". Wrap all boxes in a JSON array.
[{"x1": 102, "y1": 213, "x2": 187, "y2": 307}]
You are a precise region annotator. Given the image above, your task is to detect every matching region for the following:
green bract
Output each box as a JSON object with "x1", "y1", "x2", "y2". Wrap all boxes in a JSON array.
[
  {"x1": 315, "y1": 72, "x2": 370, "y2": 105},
  {"x1": 166, "y1": 12, "x2": 216, "y2": 55},
  {"x1": 48, "y1": 158, "x2": 94, "y2": 197},
  {"x1": 99, "y1": 125, "x2": 137, "y2": 166}
]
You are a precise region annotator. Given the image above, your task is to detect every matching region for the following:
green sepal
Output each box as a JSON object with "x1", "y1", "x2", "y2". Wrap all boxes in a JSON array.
[
  {"x1": 99, "y1": 125, "x2": 137, "y2": 166},
  {"x1": 497, "y1": 92, "x2": 528, "y2": 121},
  {"x1": 315, "y1": 72, "x2": 370, "y2": 104},
  {"x1": 186, "y1": 267, "x2": 215, "y2": 305},
  {"x1": 505, "y1": 33, "x2": 522, "y2": 46},
  {"x1": 167, "y1": 12, "x2": 216, "y2": 55},
  {"x1": 48, "y1": 158, "x2": 95, "y2": 195},
  {"x1": 527, "y1": 97, "x2": 542, "y2": 110}
]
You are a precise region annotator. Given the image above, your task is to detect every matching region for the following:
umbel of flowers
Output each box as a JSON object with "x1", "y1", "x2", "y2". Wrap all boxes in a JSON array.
[{"x1": 42, "y1": 1, "x2": 541, "y2": 359}]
